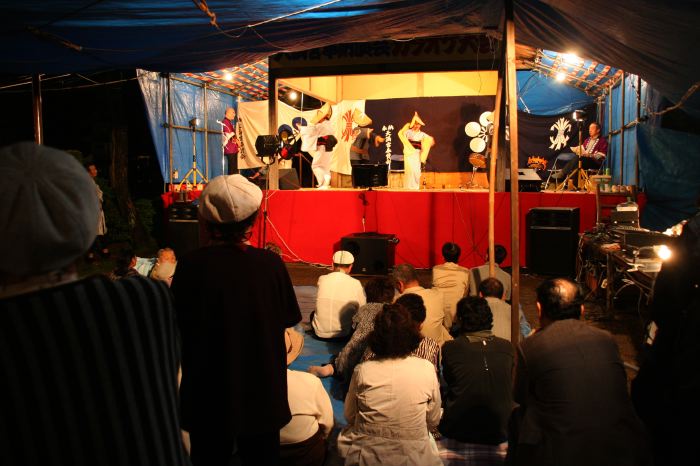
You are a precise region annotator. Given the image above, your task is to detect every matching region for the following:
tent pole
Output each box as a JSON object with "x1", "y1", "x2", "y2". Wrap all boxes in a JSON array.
[
  {"x1": 31, "y1": 74, "x2": 43, "y2": 145},
  {"x1": 203, "y1": 82, "x2": 209, "y2": 182},
  {"x1": 268, "y1": 72, "x2": 280, "y2": 190},
  {"x1": 607, "y1": 83, "x2": 613, "y2": 175},
  {"x1": 506, "y1": 0, "x2": 520, "y2": 345},
  {"x1": 489, "y1": 76, "x2": 504, "y2": 279},
  {"x1": 167, "y1": 74, "x2": 174, "y2": 188},
  {"x1": 620, "y1": 72, "x2": 625, "y2": 186},
  {"x1": 635, "y1": 75, "x2": 641, "y2": 186}
]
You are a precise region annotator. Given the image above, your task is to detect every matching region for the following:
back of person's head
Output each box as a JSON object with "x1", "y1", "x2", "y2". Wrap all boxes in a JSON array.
[
  {"x1": 198, "y1": 175, "x2": 263, "y2": 244},
  {"x1": 493, "y1": 245, "x2": 507, "y2": 265},
  {"x1": 536, "y1": 278, "x2": 583, "y2": 321},
  {"x1": 395, "y1": 293, "x2": 426, "y2": 324},
  {"x1": 364, "y1": 277, "x2": 396, "y2": 304},
  {"x1": 456, "y1": 296, "x2": 493, "y2": 333},
  {"x1": 479, "y1": 277, "x2": 504, "y2": 299},
  {"x1": 442, "y1": 242, "x2": 461, "y2": 263},
  {"x1": 114, "y1": 248, "x2": 136, "y2": 277},
  {"x1": 157, "y1": 248, "x2": 176, "y2": 263},
  {"x1": 369, "y1": 303, "x2": 422, "y2": 359},
  {"x1": 392, "y1": 263, "x2": 418, "y2": 284},
  {"x1": 0, "y1": 142, "x2": 100, "y2": 279}
]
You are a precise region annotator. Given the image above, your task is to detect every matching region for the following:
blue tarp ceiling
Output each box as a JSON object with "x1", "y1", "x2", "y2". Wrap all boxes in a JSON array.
[{"x1": 2, "y1": 1, "x2": 699, "y2": 107}]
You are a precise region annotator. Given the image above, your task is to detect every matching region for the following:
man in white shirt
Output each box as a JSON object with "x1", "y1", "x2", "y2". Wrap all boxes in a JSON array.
[
  {"x1": 312, "y1": 250, "x2": 366, "y2": 339},
  {"x1": 432, "y1": 242, "x2": 470, "y2": 325},
  {"x1": 469, "y1": 244, "x2": 512, "y2": 301},
  {"x1": 479, "y1": 277, "x2": 531, "y2": 342},
  {"x1": 393, "y1": 263, "x2": 452, "y2": 346}
]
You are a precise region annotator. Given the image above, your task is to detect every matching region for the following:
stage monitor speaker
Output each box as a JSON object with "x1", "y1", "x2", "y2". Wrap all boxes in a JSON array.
[
  {"x1": 352, "y1": 163, "x2": 388, "y2": 188},
  {"x1": 253, "y1": 168, "x2": 300, "y2": 190},
  {"x1": 527, "y1": 207, "x2": 579, "y2": 276},
  {"x1": 505, "y1": 168, "x2": 542, "y2": 192},
  {"x1": 340, "y1": 233, "x2": 397, "y2": 275},
  {"x1": 167, "y1": 203, "x2": 200, "y2": 257}
]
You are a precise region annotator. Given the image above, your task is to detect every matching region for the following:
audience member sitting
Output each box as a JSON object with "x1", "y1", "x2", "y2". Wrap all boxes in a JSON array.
[
  {"x1": 149, "y1": 247, "x2": 177, "y2": 286},
  {"x1": 362, "y1": 293, "x2": 441, "y2": 371},
  {"x1": 439, "y1": 296, "x2": 514, "y2": 445},
  {"x1": 280, "y1": 328, "x2": 334, "y2": 466},
  {"x1": 108, "y1": 248, "x2": 140, "y2": 280},
  {"x1": 394, "y1": 263, "x2": 452, "y2": 345},
  {"x1": 432, "y1": 241, "x2": 470, "y2": 324},
  {"x1": 508, "y1": 278, "x2": 650, "y2": 466},
  {"x1": 307, "y1": 277, "x2": 395, "y2": 381},
  {"x1": 469, "y1": 244, "x2": 511, "y2": 300},
  {"x1": 312, "y1": 250, "x2": 366, "y2": 339},
  {"x1": 479, "y1": 277, "x2": 531, "y2": 341},
  {"x1": 0, "y1": 142, "x2": 188, "y2": 465},
  {"x1": 337, "y1": 304, "x2": 442, "y2": 466}
]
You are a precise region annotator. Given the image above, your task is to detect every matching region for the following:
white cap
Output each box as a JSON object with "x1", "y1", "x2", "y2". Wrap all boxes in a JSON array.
[
  {"x1": 332, "y1": 250, "x2": 354, "y2": 265},
  {"x1": 198, "y1": 174, "x2": 263, "y2": 224},
  {"x1": 0, "y1": 142, "x2": 100, "y2": 276}
]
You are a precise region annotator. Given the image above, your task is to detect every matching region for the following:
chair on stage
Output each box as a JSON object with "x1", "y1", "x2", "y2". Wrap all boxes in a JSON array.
[{"x1": 543, "y1": 152, "x2": 576, "y2": 190}]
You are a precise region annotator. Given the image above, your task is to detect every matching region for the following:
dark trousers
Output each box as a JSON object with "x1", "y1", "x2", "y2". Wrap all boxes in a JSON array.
[
  {"x1": 190, "y1": 430, "x2": 280, "y2": 466},
  {"x1": 561, "y1": 155, "x2": 601, "y2": 179},
  {"x1": 226, "y1": 152, "x2": 239, "y2": 175}
]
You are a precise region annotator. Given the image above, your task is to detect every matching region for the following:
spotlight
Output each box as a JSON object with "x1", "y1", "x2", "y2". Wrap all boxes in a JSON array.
[
  {"x1": 188, "y1": 118, "x2": 199, "y2": 129},
  {"x1": 562, "y1": 52, "x2": 582, "y2": 65},
  {"x1": 555, "y1": 72, "x2": 566, "y2": 82},
  {"x1": 223, "y1": 72, "x2": 233, "y2": 81},
  {"x1": 289, "y1": 90, "x2": 298, "y2": 101},
  {"x1": 655, "y1": 244, "x2": 672, "y2": 261},
  {"x1": 572, "y1": 109, "x2": 587, "y2": 122}
]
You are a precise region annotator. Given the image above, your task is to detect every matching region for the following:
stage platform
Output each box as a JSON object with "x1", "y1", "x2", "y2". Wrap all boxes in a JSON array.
[{"x1": 250, "y1": 188, "x2": 598, "y2": 269}]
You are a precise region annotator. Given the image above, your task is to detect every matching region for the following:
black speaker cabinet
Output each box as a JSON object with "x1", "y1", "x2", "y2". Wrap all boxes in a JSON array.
[
  {"x1": 167, "y1": 203, "x2": 200, "y2": 257},
  {"x1": 340, "y1": 233, "x2": 397, "y2": 275},
  {"x1": 527, "y1": 207, "x2": 580, "y2": 276},
  {"x1": 352, "y1": 164, "x2": 388, "y2": 188},
  {"x1": 253, "y1": 168, "x2": 300, "y2": 190}
]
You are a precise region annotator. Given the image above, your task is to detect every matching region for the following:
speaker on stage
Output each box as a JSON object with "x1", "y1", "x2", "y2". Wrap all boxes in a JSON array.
[
  {"x1": 340, "y1": 233, "x2": 397, "y2": 275},
  {"x1": 352, "y1": 163, "x2": 388, "y2": 188},
  {"x1": 527, "y1": 207, "x2": 579, "y2": 276},
  {"x1": 253, "y1": 168, "x2": 300, "y2": 190},
  {"x1": 167, "y1": 203, "x2": 200, "y2": 257}
]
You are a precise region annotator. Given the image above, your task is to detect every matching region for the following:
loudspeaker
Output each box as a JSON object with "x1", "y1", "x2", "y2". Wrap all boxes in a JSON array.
[
  {"x1": 527, "y1": 207, "x2": 579, "y2": 276},
  {"x1": 505, "y1": 168, "x2": 542, "y2": 192},
  {"x1": 352, "y1": 164, "x2": 388, "y2": 188},
  {"x1": 167, "y1": 203, "x2": 200, "y2": 257},
  {"x1": 340, "y1": 233, "x2": 397, "y2": 275},
  {"x1": 253, "y1": 168, "x2": 300, "y2": 190}
]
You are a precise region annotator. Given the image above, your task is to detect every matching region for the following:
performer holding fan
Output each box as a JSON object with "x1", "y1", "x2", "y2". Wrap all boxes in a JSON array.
[{"x1": 398, "y1": 111, "x2": 435, "y2": 190}]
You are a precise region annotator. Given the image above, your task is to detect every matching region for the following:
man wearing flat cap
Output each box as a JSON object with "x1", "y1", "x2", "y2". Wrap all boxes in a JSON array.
[
  {"x1": 0, "y1": 142, "x2": 189, "y2": 466},
  {"x1": 172, "y1": 174, "x2": 302, "y2": 466},
  {"x1": 312, "y1": 250, "x2": 366, "y2": 339}
]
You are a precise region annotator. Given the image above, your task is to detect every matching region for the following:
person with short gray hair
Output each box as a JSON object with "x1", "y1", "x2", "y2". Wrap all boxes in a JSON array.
[{"x1": 508, "y1": 277, "x2": 649, "y2": 465}]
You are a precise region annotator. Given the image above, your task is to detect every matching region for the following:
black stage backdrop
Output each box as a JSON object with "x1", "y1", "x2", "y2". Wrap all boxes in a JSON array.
[
  {"x1": 516, "y1": 104, "x2": 596, "y2": 169},
  {"x1": 365, "y1": 96, "x2": 495, "y2": 172}
]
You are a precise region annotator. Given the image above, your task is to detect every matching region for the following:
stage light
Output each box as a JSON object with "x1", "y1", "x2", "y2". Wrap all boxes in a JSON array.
[
  {"x1": 572, "y1": 109, "x2": 587, "y2": 122},
  {"x1": 562, "y1": 53, "x2": 582, "y2": 65},
  {"x1": 188, "y1": 118, "x2": 199, "y2": 128},
  {"x1": 655, "y1": 244, "x2": 672, "y2": 261},
  {"x1": 289, "y1": 90, "x2": 298, "y2": 101},
  {"x1": 223, "y1": 72, "x2": 233, "y2": 81},
  {"x1": 555, "y1": 72, "x2": 566, "y2": 82}
]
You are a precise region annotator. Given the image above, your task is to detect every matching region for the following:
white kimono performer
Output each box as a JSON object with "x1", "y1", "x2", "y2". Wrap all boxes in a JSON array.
[
  {"x1": 398, "y1": 113, "x2": 434, "y2": 190},
  {"x1": 300, "y1": 119, "x2": 335, "y2": 189}
]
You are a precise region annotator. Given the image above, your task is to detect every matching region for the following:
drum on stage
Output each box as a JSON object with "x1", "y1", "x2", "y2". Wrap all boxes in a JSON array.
[{"x1": 468, "y1": 152, "x2": 487, "y2": 168}]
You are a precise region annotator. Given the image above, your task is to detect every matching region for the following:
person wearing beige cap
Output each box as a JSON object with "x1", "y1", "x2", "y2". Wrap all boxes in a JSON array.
[
  {"x1": 398, "y1": 111, "x2": 435, "y2": 190},
  {"x1": 280, "y1": 328, "x2": 334, "y2": 466},
  {"x1": 312, "y1": 250, "x2": 366, "y2": 339},
  {"x1": 299, "y1": 102, "x2": 337, "y2": 189},
  {"x1": 0, "y1": 142, "x2": 189, "y2": 466},
  {"x1": 171, "y1": 174, "x2": 302, "y2": 466}
]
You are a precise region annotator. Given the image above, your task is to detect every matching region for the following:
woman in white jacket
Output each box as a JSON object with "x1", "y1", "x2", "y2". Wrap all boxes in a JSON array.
[{"x1": 338, "y1": 304, "x2": 443, "y2": 466}]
